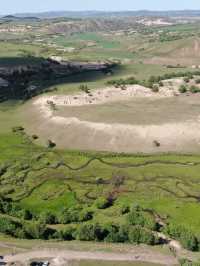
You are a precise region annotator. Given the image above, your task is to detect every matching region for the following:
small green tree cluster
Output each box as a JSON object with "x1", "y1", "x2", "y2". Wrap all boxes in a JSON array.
[
  {"x1": 58, "y1": 206, "x2": 93, "y2": 224},
  {"x1": 79, "y1": 85, "x2": 90, "y2": 94},
  {"x1": 59, "y1": 222, "x2": 158, "y2": 245},
  {"x1": 179, "y1": 85, "x2": 187, "y2": 93},
  {"x1": 0, "y1": 216, "x2": 56, "y2": 240},
  {"x1": 164, "y1": 223, "x2": 198, "y2": 251},
  {"x1": 126, "y1": 206, "x2": 158, "y2": 231},
  {"x1": 189, "y1": 85, "x2": 200, "y2": 93},
  {"x1": 95, "y1": 197, "x2": 113, "y2": 209},
  {"x1": 0, "y1": 198, "x2": 32, "y2": 220},
  {"x1": 107, "y1": 70, "x2": 200, "y2": 90}
]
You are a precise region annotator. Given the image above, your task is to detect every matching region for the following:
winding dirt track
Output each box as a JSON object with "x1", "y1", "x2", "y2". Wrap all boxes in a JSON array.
[{"x1": 5, "y1": 248, "x2": 178, "y2": 265}]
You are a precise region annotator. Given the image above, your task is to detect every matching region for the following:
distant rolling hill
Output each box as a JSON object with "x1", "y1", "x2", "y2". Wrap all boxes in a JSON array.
[
  {"x1": 5, "y1": 10, "x2": 200, "y2": 19},
  {"x1": 0, "y1": 15, "x2": 40, "y2": 22}
]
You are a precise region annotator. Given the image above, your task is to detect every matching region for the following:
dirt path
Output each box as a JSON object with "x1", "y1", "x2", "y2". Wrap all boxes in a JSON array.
[{"x1": 4, "y1": 248, "x2": 178, "y2": 265}]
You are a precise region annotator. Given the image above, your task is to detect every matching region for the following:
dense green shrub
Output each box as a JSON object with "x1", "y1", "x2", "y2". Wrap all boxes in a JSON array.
[
  {"x1": 117, "y1": 224, "x2": 130, "y2": 242},
  {"x1": 78, "y1": 209, "x2": 93, "y2": 222},
  {"x1": 79, "y1": 84, "x2": 90, "y2": 94},
  {"x1": 22, "y1": 221, "x2": 47, "y2": 239},
  {"x1": 164, "y1": 223, "x2": 198, "y2": 251},
  {"x1": 120, "y1": 204, "x2": 130, "y2": 215},
  {"x1": 128, "y1": 225, "x2": 142, "y2": 244},
  {"x1": 106, "y1": 70, "x2": 200, "y2": 90},
  {"x1": 56, "y1": 226, "x2": 76, "y2": 240},
  {"x1": 139, "y1": 228, "x2": 156, "y2": 245},
  {"x1": 76, "y1": 224, "x2": 96, "y2": 241},
  {"x1": 179, "y1": 85, "x2": 187, "y2": 93},
  {"x1": 179, "y1": 230, "x2": 198, "y2": 251},
  {"x1": 14, "y1": 228, "x2": 27, "y2": 239},
  {"x1": 128, "y1": 226, "x2": 155, "y2": 245},
  {"x1": 127, "y1": 208, "x2": 157, "y2": 231},
  {"x1": 95, "y1": 197, "x2": 112, "y2": 209},
  {"x1": 76, "y1": 223, "x2": 111, "y2": 241},
  {"x1": 0, "y1": 216, "x2": 18, "y2": 236},
  {"x1": 39, "y1": 211, "x2": 57, "y2": 224},
  {"x1": 58, "y1": 206, "x2": 81, "y2": 224},
  {"x1": 0, "y1": 199, "x2": 33, "y2": 220},
  {"x1": 190, "y1": 85, "x2": 200, "y2": 93},
  {"x1": 104, "y1": 224, "x2": 120, "y2": 242},
  {"x1": 58, "y1": 206, "x2": 93, "y2": 224},
  {"x1": 47, "y1": 139, "x2": 56, "y2": 148}
]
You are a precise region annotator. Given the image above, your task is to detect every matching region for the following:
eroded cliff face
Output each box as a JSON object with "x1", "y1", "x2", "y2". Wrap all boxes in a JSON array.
[{"x1": 0, "y1": 58, "x2": 116, "y2": 102}]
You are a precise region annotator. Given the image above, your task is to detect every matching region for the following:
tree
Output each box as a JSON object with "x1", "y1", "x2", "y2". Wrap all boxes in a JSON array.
[
  {"x1": 179, "y1": 230, "x2": 198, "y2": 251},
  {"x1": 76, "y1": 224, "x2": 96, "y2": 241},
  {"x1": 179, "y1": 85, "x2": 187, "y2": 93},
  {"x1": 165, "y1": 223, "x2": 198, "y2": 251},
  {"x1": 79, "y1": 209, "x2": 93, "y2": 222},
  {"x1": 39, "y1": 211, "x2": 57, "y2": 224},
  {"x1": 58, "y1": 206, "x2": 81, "y2": 224},
  {"x1": 0, "y1": 217, "x2": 17, "y2": 236},
  {"x1": 127, "y1": 209, "x2": 146, "y2": 227},
  {"x1": 79, "y1": 84, "x2": 90, "y2": 94},
  {"x1": 117, "y1": 224, "x2": 130, "y2": 242},
  {"x1": 190, "y1": 85, "x2": 200, "y2": 94},
  {"x1": 95, "y1": 197, "x2": 112, "y2": 209},
  {"x1": 104, "y1": 224, "x2": 120, "y2": 243},
  {"x1": 128, "y1": 226, "x2": 155, "y2": 245},
  {"x1": 128, "y1": 226, "x2": 142, "y2": 244},
  {"x1": 22, "y1": 221, "x2": 47, "y2": 239},
  {"x1": 47, "y1": 139, "x2": 56, "y2": 148},
  {"x1": 57, "y1": 226, "x2": 76, "y2": 240}
]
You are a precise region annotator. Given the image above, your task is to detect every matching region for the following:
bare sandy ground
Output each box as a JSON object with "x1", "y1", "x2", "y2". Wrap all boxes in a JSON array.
[
  {"x1": 5, "y1": 248, "x2": 178, "y2": 265},
  {"x1": 35, "y1": 84, "x2": 178, "y2": 108},
  {"x1": 29, "y1": 83, "x2": 200, "y2": 153}
]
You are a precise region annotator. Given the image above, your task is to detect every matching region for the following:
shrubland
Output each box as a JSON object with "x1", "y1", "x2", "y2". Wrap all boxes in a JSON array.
[{"x1": 0, "y1": 131, "x2": 200, "y2": 252}]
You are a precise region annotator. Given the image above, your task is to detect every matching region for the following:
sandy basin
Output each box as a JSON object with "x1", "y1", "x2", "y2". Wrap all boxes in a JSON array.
[{"x1": 28, "y1": 83, "x2": 200, "y2": 153}]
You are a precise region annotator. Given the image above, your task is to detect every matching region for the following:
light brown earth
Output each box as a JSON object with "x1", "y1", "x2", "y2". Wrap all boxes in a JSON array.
[
  {"x1": 22, "y1": 83, "x2": 200, "y2": 153},
  {"x1": 4, "y1": 248, "x2": 178, "y2": 266},
  {"x1": 144, "y1": 38, "x2": 200, "y2": 66}
]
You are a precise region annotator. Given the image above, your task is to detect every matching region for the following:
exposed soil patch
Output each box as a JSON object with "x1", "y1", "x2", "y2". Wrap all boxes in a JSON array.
[
  {"x1": 5, "y1": 248, "x2": 178, "y2": 265},
  {"x1": 23, "y1": 84, "x2": 200, "y2": 153},
  {"x1": 56, "y1": 95, "x2": 200, "y2": 125}
]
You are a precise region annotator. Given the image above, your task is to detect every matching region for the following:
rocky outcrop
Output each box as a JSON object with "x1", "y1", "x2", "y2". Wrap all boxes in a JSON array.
[{"x1": 0, "y1": 59, "x2": 116, "y2": 102}]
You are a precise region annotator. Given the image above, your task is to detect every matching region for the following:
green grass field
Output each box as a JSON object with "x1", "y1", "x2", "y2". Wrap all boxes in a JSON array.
[{"x1": 1, "y1": 133, "x2": 200, "y2": 237}]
